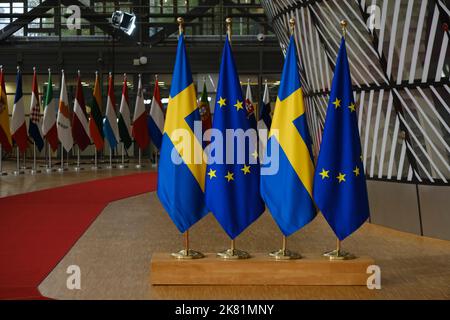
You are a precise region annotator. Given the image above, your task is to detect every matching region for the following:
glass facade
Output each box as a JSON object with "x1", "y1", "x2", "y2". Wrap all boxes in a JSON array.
[{"x1": 262, "y1": 0, "x2": 450, "y2": 184}]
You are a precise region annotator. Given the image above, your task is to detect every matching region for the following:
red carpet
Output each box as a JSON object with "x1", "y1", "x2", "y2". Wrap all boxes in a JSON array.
[{"x1": 0, "y1": 172, "x2": 157, "y2": 300}]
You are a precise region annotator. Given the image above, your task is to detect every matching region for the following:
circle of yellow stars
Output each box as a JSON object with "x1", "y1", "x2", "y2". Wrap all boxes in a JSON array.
[{"x1": 318, "y1": 97, "x2": 361, "y2": 184}]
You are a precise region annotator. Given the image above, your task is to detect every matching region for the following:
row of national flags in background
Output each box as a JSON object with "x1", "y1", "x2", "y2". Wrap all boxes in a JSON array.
[
  {"x1": 158, "y1": 30, "x2": 369, "y2": 243},
  {"x1": 0, "y1": 68, "x2": 183, "y2": 156}
]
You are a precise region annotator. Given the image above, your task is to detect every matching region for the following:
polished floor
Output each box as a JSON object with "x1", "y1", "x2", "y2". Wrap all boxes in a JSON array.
[{"x1": 2, "y1": 165, "x2": 450, "y2": 299}]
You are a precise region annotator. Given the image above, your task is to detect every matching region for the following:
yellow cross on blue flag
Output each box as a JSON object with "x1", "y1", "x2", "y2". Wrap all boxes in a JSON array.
[
  {"x1": 157, "y1": 33, "x2": 208, "y2": 233},
  {"x1": 260, "y1": 35, "x2": 316, "y2": 236},
  {"x1": 205, "y1": 37, "x2": 264, "y2": 239},
  {"x1": 313, "y1": 37, "x2": 370, "y2": 240}
]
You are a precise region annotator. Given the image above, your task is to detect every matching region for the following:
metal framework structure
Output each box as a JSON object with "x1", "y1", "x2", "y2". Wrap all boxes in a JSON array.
[
  {"x1": 262, "y1": 0, "x2": 450, "y2": 185},
  {"x1": 0, "y1": 0, "x2": 271, "y2": 44}
]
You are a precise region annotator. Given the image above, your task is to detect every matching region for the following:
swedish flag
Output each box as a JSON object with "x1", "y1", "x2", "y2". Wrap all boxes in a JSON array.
[
  {"x1": 260, "y1": 36, "x2": 316, "y2": 236},
  {"x1": 313, "y1": 38, "x2": 370, "y2": 240},
  {"x1": 157, "y1": 34, "x2": 208, "y2": 232},
  {"x1": 205, "y1": 37, "x2": 265, "y2": 239}
]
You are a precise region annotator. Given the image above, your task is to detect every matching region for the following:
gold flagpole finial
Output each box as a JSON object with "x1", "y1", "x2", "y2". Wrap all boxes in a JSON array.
[
  {"x1": 226, "y1": 17, "x2": 232, "y2": 43},
  {"x1": 340, "y1": 19, "x2": 348, "y2": 38},
  {"x1": 177, "y1": 17, "x2": 184, "y2": 35},
  {"x1": 289, "y1": 18, "x2": 295, "y2": 36}
]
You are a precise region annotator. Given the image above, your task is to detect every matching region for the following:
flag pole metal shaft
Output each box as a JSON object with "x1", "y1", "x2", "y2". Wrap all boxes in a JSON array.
[
  {"x1": 0, "y1": 144, "x2": 5, "y2": 175},
  {"x1": 32, "y1": 143, "x2": 36, "y2": 171},
  {"x1": 321, "y1": 20, "x2": 354, "y2": 261},
  {"x1": 185, "y1": 230, "x2": 190, "y2": 255},
  {"x1": 170, "y1": 17, "x2": 204, "y2": 260},
  {"x1": 121, "y1": 143, "x2": 124, "y2": 167},
  {"x1": 31, "y1": 142, "x2": 37, "y2": 174},
  {"x1": 14, "y1": 147, "x2": 20, "y2": 175},
  {"x1": 61, "y1": 148, "x2": 63, "y2": 170},
  {"x1": 269, "y1": 234, "x2": 301, "y2": 260},
  {"x1": 46, "y1": 143, "x2": 55, "y2": 173},
  {"x1": 14, "y1": 147, "x2": 24, "y2": 175},
  {"x1": 216, "y1": 18, "x2": 249, "y2": 260},
  {"x1": 109, "y1": 147, "x2": 112, "y2": 168}
]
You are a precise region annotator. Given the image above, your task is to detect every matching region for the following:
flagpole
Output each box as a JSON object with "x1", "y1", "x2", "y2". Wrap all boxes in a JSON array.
[
  {"x1": 322, "y1": 20, "x2": 355, "y2": 261},
  {"x1": 119, "y1": 142, "x2": 127, "y2": 169},
  {"x1": 13, "y1": 146, "x2": 24, "y2": 175},
  {"x1": 22, "y1": 149, "x2": 27, "y2": 171},
  {"x1": 107, "y1": 147, "x2": 114, "y2": 169},
  {"x1": 135, "y1": 147, "x2": 142, "y2": 169},
  {"x1": 267, "y1": 18, "x2": 301, "y2": 260},
  {"x1": 171, "y1": 17, "x2": 204, "y2": 260},
  {"x1": 92, "y1": 147, "x2": 100, "y2": 170},
  {"x1": 30, "y1": 141, "x2": 39, "y2": 174},
  {"x1": 0, "y1": 144, "x2": 6, "y2": 176},
  {"x1": 216, "y1": 17, "x2": 250, "y2": 260},
  {"x1": 58, "y1": 145, "x2": 66, "y2": 172},
  {"x1": 74, "y1": 146, "x2": 83, "y2": 171},
  {"x1": 46, "y1": 143, "x2": 55, "y2": 173}
]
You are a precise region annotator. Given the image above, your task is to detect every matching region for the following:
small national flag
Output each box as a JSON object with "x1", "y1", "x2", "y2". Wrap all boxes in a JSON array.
[
  {"x1": 147, "y1": 76, "x2": 164, "y2": 150},
  {"x1": 89, "y1": 72, "x2": 104, "y2": 151},
  {"x1": 118, "y1": 74, "x2": 132, "y2": 150},
  {"x1": 260, "y1": 35, "x2": 316, "y2": 236},
  {"x1": 132, "y1": 75, "x2": 150, "y2": 150},
  {"x1": 11, "y1": 68, "x2": 28, "y2": 153},
  {"x1": 72, "y1": 72, "x2": 91, "y2": 151},
  {"x1": 0, "y1": 67, "x2": 13, "y2": 153},
  {"x1": 244, "y1": 81, "x2": 256, "y2": 119},
  {"x1": 313, "y1": 37, "x2": 370, "y2": 241},
  {"x1": 257, "y1": 80, "x2": 272, "y2": 152},
  {"x1": 28, "y1": 68, "x2": 44, "y2": 152},
  {"x1": 57, "y1": 70, "x2": 73, "y2": 152},
  {"x1": 103, "y1": 73, "x2": 120, "y2": 149},
  {"x1": 42, "y1": 70, "x2": 58, "y2": 151},
  {"x1": 198, "y1": 81, "x2": 212, "y2": 144},
  {"x1": 157, "y1": 33, "x2": 208, "y2": 233},
  {"x1": 205, "y1": 37, "x2": 265, "y2": 239}
]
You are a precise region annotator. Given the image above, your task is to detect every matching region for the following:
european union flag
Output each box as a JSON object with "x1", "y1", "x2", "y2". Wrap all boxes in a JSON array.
[
  {"x1": 313, "y1": 38, "x2": 370, "y2": 240},
  {"x1": 157, "y1": 33, "x2": 208, "y2": 233},
  {"x1": 205, "y1": 37, "x2": 265, "y2": 239},
  {"x1": 260, "y1": 35, "x2": 316, "y2": 236}
]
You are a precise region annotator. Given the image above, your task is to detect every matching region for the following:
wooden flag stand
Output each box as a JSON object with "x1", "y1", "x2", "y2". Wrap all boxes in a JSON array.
[{"x1": 150, "y1": 253, "x2": 374, "y2": 286}]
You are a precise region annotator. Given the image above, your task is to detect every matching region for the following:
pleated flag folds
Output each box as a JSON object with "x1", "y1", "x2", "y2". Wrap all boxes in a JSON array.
[
  {"x1": 260, "y1": 35, "x2": 316, "y2": 236},
  {"x1": 132, "y1": 75, "x2": 150, "y2": 150},
  {"x1": 42, "y1": 71, "x2": 58, "y2": 151},
  {"x1": 313, "y1": 38, "x2": 370, "y2": 240},
  {"x1": 205, "y1": 37, "x2": 264, "y2": 239},
  {"x1": 118, "y1": 74, "x2": 132, "y2": 150},
  {"x1": 11, "y1": 69, "x2": 28, "y2": 153},
  {"x1": 72, "y1": 73, "x2": 91, "y2": 151},
  {"x1": 103, "y1": 74, "x2": 120, "y2": 149},
  {"x1": 57, "y1": 71, "x2": 73, "y2": 152},
  {"x1": 157, "y1": 34, "x2": 208, "y2": 233},
  {"x1": 147, "y1": 77, "x2": 164, "y2": 150},
  {"x1": 89, "y1": 72, "x2": 104, "y2": 151},
  {"x1": 28, "y1": 69, "x2": 44, "y2": 152},
  {"x1": 0, "y1": 68, "x2": 12, "y2": 153}
]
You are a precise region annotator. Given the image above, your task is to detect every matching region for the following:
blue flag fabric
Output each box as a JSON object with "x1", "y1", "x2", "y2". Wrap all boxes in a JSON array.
[
  {"x1": 313, "y1": 38, "x2": 370, "y2": 241},
  {"x1": 205, "y1": 37, "x2": 265, "y2": 239},
  {"x1": 157, "y1": 34, "x2": 208, "y2": 233},
  {"x1": 260, "y1": 36, "x2": 316, "y2": 236}
]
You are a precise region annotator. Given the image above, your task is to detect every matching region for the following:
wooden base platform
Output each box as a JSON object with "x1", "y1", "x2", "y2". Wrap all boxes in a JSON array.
[{"x1": 150, "y1": 253, "x2": 374, "y2": 286}]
